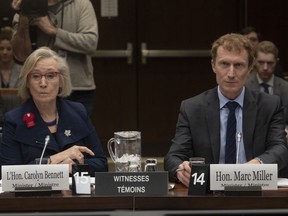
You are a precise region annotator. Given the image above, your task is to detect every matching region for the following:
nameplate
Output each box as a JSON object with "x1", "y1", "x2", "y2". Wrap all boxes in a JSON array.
[
  {"x1": 2, "y1": 164, "x2": 70, "y2": 191},
  {"x1": 210, "y1": 164, "x2": 277, "y2": 191},
  {"x1": 94, "y1": 171, "x2": 168, "y2": 195}
]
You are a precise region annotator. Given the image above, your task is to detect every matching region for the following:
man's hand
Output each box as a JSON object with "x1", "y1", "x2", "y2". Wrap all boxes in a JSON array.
[
  {"x1": 246, "y1": 158, "x2": 262, "y2": 164},
  {"x1": 31, "y1": 16, "x2": 58, "y2": 35},
  {"x1": 176, "y1": 161, "x2": 191, "y2": 187}
]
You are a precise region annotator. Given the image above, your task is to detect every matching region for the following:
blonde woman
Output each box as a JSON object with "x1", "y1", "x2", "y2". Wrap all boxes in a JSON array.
[{"x1": 0, "y1": 47, "x2": 107, "y2": 176}]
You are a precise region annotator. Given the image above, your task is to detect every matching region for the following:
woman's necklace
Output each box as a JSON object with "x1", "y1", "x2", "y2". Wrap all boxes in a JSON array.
[
  {"x1": 45, "y1": 119, "x2": 57, "y2": 127},
  {"x1": 44, "y1": 112, "x2": 59, "y2": 127}
]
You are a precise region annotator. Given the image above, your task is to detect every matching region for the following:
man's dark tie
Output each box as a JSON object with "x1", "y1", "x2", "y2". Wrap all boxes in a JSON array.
[
  {"x1": 261, "y1": 83, "x2": 270, "y2": 94},
  {"x1": 225, "y1": 101, "x2": 239, "y2": 164}
]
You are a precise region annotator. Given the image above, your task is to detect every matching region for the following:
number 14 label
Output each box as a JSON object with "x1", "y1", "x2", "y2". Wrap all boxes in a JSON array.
[
  {"x1": 191, "y1": 172, "x2": 205, "y2": 185},
  {"x1": 188, "y1": 164, "x2": 209, "y2": 195}
]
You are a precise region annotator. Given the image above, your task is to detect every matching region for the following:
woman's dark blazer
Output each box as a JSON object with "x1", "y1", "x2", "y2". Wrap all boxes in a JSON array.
[{"x1": 0, "y1": 97, "x2": 108, "y2": 175}]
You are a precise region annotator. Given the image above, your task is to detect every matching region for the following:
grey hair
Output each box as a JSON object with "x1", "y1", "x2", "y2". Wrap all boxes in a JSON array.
[{"x1": 17, "y1": 46, "x2": 72, "y2": 100}]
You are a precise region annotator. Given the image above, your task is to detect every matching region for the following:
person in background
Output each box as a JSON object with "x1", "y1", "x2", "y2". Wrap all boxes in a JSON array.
[
  {"x1": 0, "y1": 27, "x2": 22, "y2": 126},
  {"x1": 0, "y1": 47, "x2": 108, "y2": 176},
  {"x1": 246, "y1": 40, "x2": 288, "y2": 104},
  {"x1": 11, "y1": 0, "x2": 98, "y2": 116},
  {"x1": 164, "y1": 33, "x2": 288, "y2": 187},
  {"x1": 0, "y1": 28, "x2": 21, "y2": 89},
  {"x1": 240, "y1": 26, "x2": 261, "y2": 48},
  {"x1": 240, "y1": 26, "x2": 285, "y2": 79},
  {"x1": 0, "y1": 27, "x2": 21, "y2": 88},
  {"x1": 245, "y1": 41, "x2": 288, "y2": 140}
]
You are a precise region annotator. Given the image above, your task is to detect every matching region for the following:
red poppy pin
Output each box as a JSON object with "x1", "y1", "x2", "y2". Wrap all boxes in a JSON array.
[{"x1": 23, "y1": 112, "x2": 35, "y2": 128}]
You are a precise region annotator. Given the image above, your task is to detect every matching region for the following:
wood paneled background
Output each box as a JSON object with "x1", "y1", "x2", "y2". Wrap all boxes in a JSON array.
[{"x1": 1, "y1": 0, "x2": 288, "y2": 157}]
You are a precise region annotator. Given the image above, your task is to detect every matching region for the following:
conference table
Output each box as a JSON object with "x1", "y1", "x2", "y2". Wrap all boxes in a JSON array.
[{"x1": 1, "y1": 183, "x2": 288, "y2": 215}]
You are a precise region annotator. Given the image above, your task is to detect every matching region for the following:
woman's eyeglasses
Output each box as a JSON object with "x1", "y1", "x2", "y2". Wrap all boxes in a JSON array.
[{"x1": 29, "y1": 72, "x2": 60, "y2": 81}]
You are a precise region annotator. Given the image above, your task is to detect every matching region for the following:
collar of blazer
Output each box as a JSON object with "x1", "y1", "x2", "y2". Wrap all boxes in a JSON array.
[{"x1": 12, "y1": 98, "x2": 91, "y2": 151}]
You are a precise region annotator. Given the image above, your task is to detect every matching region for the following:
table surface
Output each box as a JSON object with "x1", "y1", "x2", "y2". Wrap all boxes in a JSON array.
[
  {"x1": 1, "y1": 184, "x2": 288, "y2": 213},
  {"x1": 135, "y1": 184, "x2": 288, "y2": 210}
]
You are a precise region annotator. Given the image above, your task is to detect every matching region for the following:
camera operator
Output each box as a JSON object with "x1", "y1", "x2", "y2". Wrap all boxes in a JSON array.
[{"x1": 11, "y1": 0, "x2": 98, "y2": 116}]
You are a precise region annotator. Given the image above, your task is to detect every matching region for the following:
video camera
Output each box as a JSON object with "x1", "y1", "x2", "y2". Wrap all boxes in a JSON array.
[{"x1": 20, "y1": 0, "x2": 48, "y2": 18}]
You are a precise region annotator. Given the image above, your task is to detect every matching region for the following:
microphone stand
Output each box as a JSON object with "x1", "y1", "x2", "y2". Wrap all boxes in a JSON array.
[
  {"x1": 15, "y1": 135, "x2": 52, "y2": 195},
  {"x1": 39, "y1": 135, "x2": 50, "y2": 165},
  {"x1": 236, "y1": 132, "x2": 242, "y2": 164}
]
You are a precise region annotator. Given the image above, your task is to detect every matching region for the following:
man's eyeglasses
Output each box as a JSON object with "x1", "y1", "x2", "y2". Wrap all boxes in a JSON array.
[{"x1": 29, "y1": 72, "x2": 60, "y2": 81}]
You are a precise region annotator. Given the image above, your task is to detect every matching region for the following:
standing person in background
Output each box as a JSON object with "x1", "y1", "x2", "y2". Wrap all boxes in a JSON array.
[
  {"x1": 0, "y1": 47, "x2": 108, "y2": 176},
  {"x1": 241, "y1": 26, "x2": 285, "y2": 79},
  {"x1": 164, "y1": 33, "x2": 288, "y2": 187},
  {"x1": 11, "y1": 0, "x2": 98, "y2": 116}
]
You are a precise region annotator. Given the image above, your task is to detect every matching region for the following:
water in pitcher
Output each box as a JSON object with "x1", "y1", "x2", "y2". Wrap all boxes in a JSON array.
[
  {"x1": 108, "y1": 131, "x2": 141, "y2": 172},
  {"x1": 115, "y1": 154, "x2": 141, "y2": 172}
]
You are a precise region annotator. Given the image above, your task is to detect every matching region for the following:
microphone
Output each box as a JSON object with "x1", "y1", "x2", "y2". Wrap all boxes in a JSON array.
[
  {"x1": 236, "y1": 132, "x2": 242, "y2": 164},
  {"x1": 39, "y1": 135, "x2": 50, "y2": 165}
]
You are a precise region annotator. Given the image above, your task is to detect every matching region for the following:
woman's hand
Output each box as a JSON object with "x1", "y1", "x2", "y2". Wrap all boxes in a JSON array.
[{"x1": 50, "y1": 145, "x2": 95, "y2": 173}]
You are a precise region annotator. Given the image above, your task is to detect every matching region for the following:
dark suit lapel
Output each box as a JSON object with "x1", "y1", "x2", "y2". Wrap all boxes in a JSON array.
[
  {"x1": 242, "y1": 89, "x2": 257, "y2": 160},
  {"x1": 273, "y1": 78, "x2": 281, "y2": 96},
  {"x1": 53, "y1": 100, "x2": 90, "y2": 149},
  {"x1": 246, "y1": 72, "x2": 260, "y2": 92},
  {"x1": 205, "y1": 88, "x2": 221, "y2": 163}
]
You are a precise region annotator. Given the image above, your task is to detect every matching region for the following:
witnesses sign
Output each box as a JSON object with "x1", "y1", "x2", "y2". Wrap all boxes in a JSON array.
[{"x1": 95, "y1": 171, "x2": 168, "y2": 195}]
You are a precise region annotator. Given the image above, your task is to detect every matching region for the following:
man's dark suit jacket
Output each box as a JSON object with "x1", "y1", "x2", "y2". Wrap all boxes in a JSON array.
[
  {"x1": 164, "y1": 87, "x2": 288, "y2": 181},
  {"x1": 0, "y1": 97, "x2": 108, "y2": 176},
  {"x1": 245, "y1": 71, "x2": 288, "y2": 124}
]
